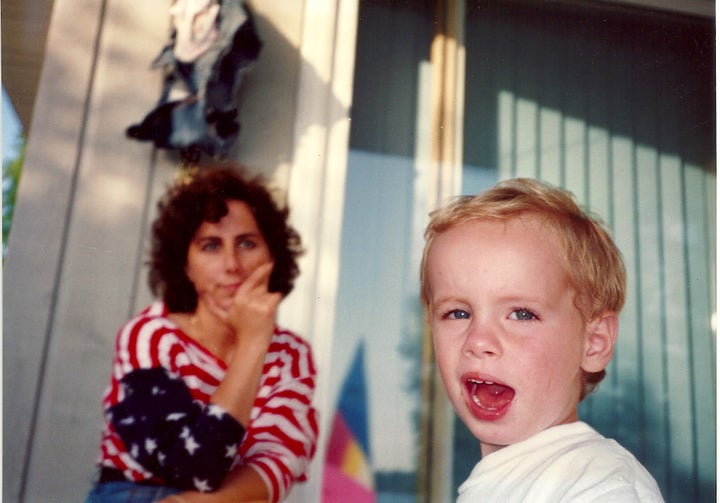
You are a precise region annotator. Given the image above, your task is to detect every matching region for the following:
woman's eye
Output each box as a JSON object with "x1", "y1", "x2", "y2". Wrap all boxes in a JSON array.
[
  {"x1": 509, "y1": 308, "x2": 537, "y2": 321},
  {"x1": 200, "y1": 240, "x2": 221, "y2": 251},
  {"x1": 237, "y1": 238, "x2": 257, "y2": 249},
  {"x1": 443, "y1": 309, "x2": 470, "y2": 320}
]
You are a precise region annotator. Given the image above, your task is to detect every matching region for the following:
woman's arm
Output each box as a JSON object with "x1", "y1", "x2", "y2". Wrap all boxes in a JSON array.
[
  {"x1": 203, "y1": 262, "x2": 282, "y2": 428},
  {"x1": 235, "y1": 332, "x2": 319, "y2": 502},
  {"x1": 108, "y1": 367, "x2": 246, "y2": 491},
  {"x1": 159, "y1": 465, "x2": 269, "y2": 503},
  {"x1": 107, "y1": 263, "x2": 282, "y2": 491},
  {"x1": 154, "y1": 264, "x2": 316, "y2": 501},
  {"x1": 104, "y1": 306, "x2": 253, "y2": 491},
  {"x1": 156, "y1": 366, "x2": 318, "y2": 503}
]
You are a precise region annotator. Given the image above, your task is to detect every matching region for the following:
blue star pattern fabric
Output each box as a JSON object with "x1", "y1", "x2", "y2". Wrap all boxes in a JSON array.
[
  {"x1": 107, "y1": 367, "x2": 246, "y2": 492},
  {"x1": 94, "y1": 304, "x2": 319, "y2": 502}
]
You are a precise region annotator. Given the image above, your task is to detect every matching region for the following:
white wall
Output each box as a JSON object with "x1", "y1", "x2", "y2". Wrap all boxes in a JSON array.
[{"x1": 2, "y1": 1, "x2": 347, "y2": 501}]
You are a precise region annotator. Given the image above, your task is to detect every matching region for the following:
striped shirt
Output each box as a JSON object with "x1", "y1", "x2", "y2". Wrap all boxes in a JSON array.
[{"x1": 97, "y1": 302, "x2": 319, "y2": 502}]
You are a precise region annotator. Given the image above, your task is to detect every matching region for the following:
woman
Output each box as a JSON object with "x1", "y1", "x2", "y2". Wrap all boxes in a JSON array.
[{"x1": 86, "y1": 167, "x2": 318, "y2": 503}]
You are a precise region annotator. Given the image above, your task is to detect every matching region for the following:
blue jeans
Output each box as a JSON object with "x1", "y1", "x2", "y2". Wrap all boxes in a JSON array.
[{"x1": 85, "y1": 481, "x2": 182, "y2": 503}]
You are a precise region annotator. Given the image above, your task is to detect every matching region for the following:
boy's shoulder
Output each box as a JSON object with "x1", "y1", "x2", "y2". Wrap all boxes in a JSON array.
[{"x1": 459, "y1": 422, "x2": 663, "y2": 502}]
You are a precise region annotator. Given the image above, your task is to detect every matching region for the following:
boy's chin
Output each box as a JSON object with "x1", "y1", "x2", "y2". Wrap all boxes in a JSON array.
[
  {"x1": 473, "y1": 413, "x2": 581, "y2": 456},
  {"x1": 475, "y1": 425, "x2": 544, "y2": 457}
]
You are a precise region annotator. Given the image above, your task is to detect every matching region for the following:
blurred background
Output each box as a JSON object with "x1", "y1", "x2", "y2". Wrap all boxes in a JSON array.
[{"x1": 3, "y1": 1, "x2": 715, "y2": 502}]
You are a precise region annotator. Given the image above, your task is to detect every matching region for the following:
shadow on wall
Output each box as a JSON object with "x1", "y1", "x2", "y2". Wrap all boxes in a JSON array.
[{"x1": 4, "y1": 3, "x2": 348, "y2": 503}]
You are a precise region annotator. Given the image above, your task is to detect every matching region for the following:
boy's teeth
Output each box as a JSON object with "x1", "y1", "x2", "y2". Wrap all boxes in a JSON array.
[{"x1": 468, "y1": 380, "x2": 515, "y2": 411}]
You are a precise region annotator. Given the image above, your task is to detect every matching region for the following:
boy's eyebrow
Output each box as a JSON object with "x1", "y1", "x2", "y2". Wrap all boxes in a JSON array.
[
  {"x1": 495, "y1": 293, "x2": 554, "y2": 307},
  {"x1": 427, "y1": 295, "x2": 463, "y2": 308},
  {"x1": 431, "y1": 293, "x2": 554, "y2": 308}
]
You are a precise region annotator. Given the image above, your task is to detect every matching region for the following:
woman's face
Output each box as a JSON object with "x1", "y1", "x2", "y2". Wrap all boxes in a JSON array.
[{"x1": 185, "y1": 199, "x2": 273, "y2": 312}]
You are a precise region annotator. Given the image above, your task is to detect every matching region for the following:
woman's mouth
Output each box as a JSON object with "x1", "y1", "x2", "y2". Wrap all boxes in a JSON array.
[
  {"x1": 464, "y1": 377, "x2": 515, "y2": 421},
  {"x1": 221, "y1": 282, "x2": 242, "y2": 294}
]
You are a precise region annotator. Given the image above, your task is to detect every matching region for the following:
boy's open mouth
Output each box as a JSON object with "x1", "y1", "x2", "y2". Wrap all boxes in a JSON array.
[{"x1": 466, "y1": 378, "x2": 515, "y2": 420}]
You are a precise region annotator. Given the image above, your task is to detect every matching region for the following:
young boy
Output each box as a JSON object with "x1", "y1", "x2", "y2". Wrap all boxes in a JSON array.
[{"x1": 420, "y1": 178, "x2": 663, "y2": 502}]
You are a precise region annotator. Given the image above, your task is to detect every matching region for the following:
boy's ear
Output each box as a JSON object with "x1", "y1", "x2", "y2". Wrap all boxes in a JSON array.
[{"x1": 581, "y1": 311, "x2": 618, "y2": 373}]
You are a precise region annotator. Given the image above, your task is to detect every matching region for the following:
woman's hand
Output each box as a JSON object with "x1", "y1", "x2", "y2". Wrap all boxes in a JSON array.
[
  {"x1": 225, "y1": 262, "x2": 282, "y2": 343},
  {"x1": 203, "y1": 262, "x2": 281, "y2": 345}
]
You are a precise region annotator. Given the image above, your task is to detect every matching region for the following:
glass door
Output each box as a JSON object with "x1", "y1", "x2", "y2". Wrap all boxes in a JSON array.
[
  {"x1": 459, "y1": 3, "x2": 715, "y2": 502},
  {"x1": 323, "y1": 2, "x2": 435, "y2": 502}
]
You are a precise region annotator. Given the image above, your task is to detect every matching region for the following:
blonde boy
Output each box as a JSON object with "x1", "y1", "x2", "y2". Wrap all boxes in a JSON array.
[{"x1": 421, "y1": 178, "x2": 663, "y2": 502}]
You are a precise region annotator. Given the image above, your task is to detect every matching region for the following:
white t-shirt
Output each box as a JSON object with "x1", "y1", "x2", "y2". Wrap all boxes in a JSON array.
[{"x1": 458, "y1": 421, "x2": 663, "y2": 502}]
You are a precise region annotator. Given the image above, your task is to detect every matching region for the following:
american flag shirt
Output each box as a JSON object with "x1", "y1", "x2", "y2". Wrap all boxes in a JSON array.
[{"x1": 96, "y1": 302, "x2": 318, "y2": 502}]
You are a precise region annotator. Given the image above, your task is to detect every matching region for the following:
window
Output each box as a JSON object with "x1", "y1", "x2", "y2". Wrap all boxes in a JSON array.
[
  {"x1": 327, "y1": 1, "x2": 715, "y2": 502},
  {"x1": 460, "y1": 3, "x2": 716, "y2": 501},
  {"x1": 328, "y1": 1, "x2": 435, "y2": 502}
]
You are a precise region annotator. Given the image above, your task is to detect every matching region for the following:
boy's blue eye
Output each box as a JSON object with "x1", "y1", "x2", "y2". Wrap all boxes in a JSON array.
[
  {"x1": 509, "y1": 308, "x2": 537, "y2": 321},
  {"x1": 444, "y1": 309, "x2": 470, "y2": 320}
]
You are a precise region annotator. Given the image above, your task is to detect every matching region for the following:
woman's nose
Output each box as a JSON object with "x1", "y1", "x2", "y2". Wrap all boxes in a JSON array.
[
  {"x1": 224, "y1": 248, "x2": 242, "y2": 272},
  {"x1": 462, "y1": 318, "x2": 501, "y2": 359}
]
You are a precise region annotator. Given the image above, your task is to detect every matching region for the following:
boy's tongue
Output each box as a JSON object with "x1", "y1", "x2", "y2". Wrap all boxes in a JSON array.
[{"x1": 469, "y1": 380, "x2": 515, "y2": 411}]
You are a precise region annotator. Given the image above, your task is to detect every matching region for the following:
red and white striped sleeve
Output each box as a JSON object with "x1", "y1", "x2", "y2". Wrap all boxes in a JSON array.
[
  {"x1": 104, "y1": 304, "x2": 186, "y2": 408},
  {"x1": 241, "y1": 328, "x2": 319, "y2": 502}
]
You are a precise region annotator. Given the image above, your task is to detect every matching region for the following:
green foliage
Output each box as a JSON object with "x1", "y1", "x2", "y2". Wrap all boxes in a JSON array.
[{"x1": 3, "y1": 136, "x2": 26, "y2": 258}]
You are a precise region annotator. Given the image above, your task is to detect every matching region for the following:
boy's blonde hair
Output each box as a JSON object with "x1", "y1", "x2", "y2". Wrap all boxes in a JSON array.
[{"x1": 420, "y1": 178, "x2": 626, "y2": 398}]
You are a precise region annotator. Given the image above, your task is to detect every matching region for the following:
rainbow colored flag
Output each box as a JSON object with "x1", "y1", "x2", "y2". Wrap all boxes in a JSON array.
[{"x1": 322, "y1": 342, "x2": 376, "y2": 502}]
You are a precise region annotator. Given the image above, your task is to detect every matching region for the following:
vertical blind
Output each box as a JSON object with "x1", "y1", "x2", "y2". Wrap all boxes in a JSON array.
[{"x1": 462, "y1": 2, "x2": 716, "y2": 501}]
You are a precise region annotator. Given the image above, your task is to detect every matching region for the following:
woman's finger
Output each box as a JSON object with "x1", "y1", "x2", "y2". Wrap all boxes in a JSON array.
[{"x1": 237, "y1": 262, "x2": 274, "y2": 295}]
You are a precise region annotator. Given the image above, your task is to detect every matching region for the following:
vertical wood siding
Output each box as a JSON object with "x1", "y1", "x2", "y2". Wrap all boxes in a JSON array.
[
  {"x1": 3, "y1": 2, "x2": 173, "y2": 501},
  {"x1": 462, "y1": 2, "x2": 715, "y2": 501},
  {"x1": 3, "y1": 1, "x2": 310, "y2": 501}
]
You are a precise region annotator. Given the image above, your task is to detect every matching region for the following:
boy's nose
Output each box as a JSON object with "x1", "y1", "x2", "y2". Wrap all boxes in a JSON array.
[{"x1": 462, "y1": 319, "x2": 501, "y2": 359}]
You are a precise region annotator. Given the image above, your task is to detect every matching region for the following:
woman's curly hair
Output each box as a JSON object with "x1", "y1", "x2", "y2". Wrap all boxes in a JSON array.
[{"x1": 149, "y1": 167, "x2": 303, "y2": 312}]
